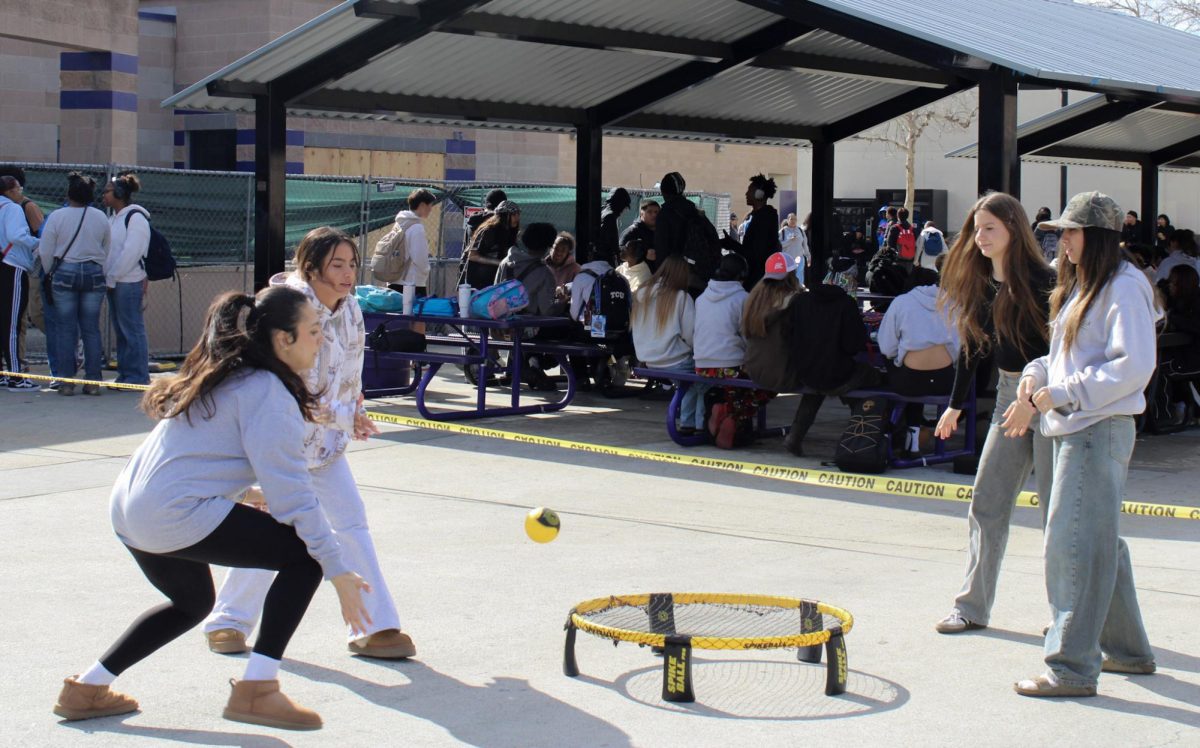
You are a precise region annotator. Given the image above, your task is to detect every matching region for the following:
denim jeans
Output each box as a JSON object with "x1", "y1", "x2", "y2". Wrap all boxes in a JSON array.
[
  {"x1": 1043, "y1": 415, "x2": 1152, "y2": 687},
  {"x1": 953, "y1": 371, "x2": 1053, "y2": 624},
  {"x1": 669, "y1": 358, "x2": 708, "y2": 430},
  {"x1": 108, "y1": 281, "x2": 149, "y2": 384},
  {"x1": 39, "y1": 272, "x2": 62, "y2": 378},
  {"x1": 50, "y1": 262, "x2": 106, "y2": 381}
]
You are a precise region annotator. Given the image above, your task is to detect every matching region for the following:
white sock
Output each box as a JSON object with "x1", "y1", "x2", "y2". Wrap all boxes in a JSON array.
[
  {"x1": 242, "y1": 652, "x2": 281, "y2": 681},
  {"x1": 77, "y1": 661, "x2": 117, "y2": 686}
]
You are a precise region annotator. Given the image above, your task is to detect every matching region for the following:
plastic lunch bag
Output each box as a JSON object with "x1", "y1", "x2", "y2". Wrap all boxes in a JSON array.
[{"x1": 469, "y1": 279, "x2": 529, "y2": 319}]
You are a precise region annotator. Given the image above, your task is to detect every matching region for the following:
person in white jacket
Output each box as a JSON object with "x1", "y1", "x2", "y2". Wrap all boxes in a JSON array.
[
  {"x1": 388, "y1": 188, "x2": 435, "y2": 294},
  {"x1": 1005, "y1": 192, "x2": 1159, "y2": 698},
  {"x1": 0, "y1": 175, "x2": 39, "y2": 389},
  {"x1": 204, "y1": 226, "x2": 415, "y2": 661},
  {"x1": 102, "y1": 174, "x2": 151, "y2": 385},
  {"x1": 779, "y1": 212, "x2": 811, "y2": 268},
  {"x1": 915, "y1": 221, "x2": 946, "y2": 270},
  {"x1": 631, "y1": 255, "x2": 702, "y2": 431}
]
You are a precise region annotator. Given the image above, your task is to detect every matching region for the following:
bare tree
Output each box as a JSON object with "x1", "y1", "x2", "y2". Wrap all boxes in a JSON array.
[
  {"x1": 854, "y1": 92, "x2": 978, "y2": 215},
  {"x1": 1076, "y1": 0, "x2": 1200, "y2": 32}
]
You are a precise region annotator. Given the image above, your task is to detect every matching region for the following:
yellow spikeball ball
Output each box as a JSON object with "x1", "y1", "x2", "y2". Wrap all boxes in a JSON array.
[{"x1": 524, "y1": 507, "x2": 560, "y2": 543}]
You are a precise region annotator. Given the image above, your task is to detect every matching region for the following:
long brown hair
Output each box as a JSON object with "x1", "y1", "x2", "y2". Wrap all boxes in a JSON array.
[
  {"x1": 742, "y1": 275, "x2": 801, "y2": 338},
  {"x1": 634, "y1": 254, "x2": 690, "y2": 333},
  {"x1": 1051, "y1": 227, "x2": 1125, "y2": 352},
  {"x1": 141, "y1": 287, "x2": 318, "y2": 423},
  {"x1": 937, "y1": 192, "x2": 1050, "y2": 358}
]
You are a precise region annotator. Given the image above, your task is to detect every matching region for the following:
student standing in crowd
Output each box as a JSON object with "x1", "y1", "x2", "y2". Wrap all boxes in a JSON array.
[
  {"x1": 1, "y1": 166, "x2": 46, "y2": 378},
  {"x1": 204, "y1": 227, "x2": 410, "y2": 661},
  {"x1": 779, "y1": 212, "x2": 811, "y2": 271},
  {"x1": 736, "y1": 174, "x2": 781, "y2": 291},
  {"x1": 37, "y1": 173, "x2": 110, "y2": 396},
  {"x1": 1120, "y1": 210, "x2": 1141, "y2": 248},
  {"x1": 0, "y1": 175, "x2": 39, "y2": 389},
  {"x1": 102, "y1": 174, "x2": 151, "y2": 386},
  {"x1": 1154, "y1": 214, "x2": 1173, "y2": 256},
  {"x1": 933, "y1": 192, "x2": 1055, "y2": 635},
  {"x1": 631, "y1": 255, "x2": 702, "y2": 433},
  {"x1": 594, "y1": 188, "x2": 631, "y2": 266},
  {"x1": 1011, "y1": 192, "x2": 1158, "y2": 697},
  {"x1": 462, "y1": 200, "x2": 520, "y2": 290},
  {"x1": 620, "y1": 198, "x2": 659, "y2": 271},
  {"x1": 55, "y1": 286, "x2": 369, "y2": 730}
]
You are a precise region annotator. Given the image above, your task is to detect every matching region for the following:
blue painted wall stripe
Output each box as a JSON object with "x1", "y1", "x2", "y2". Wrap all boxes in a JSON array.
[
  {"x1": 173, "y1": 130, "x2": 186, "y2": 146},
  {"x1": 60, "y1": 90, "x2": 138, "y2": 112},
  {"x1": 444, "y1": 168, "x2": 476, "y2": 181},
  {"x1": 235, "y1": 129, "x2": 304, "y2": 147},
  {"x1": 444, "y1": 139, "x2": 476, "y2": 155},
  {"x1": 138, "y1": 11, "x2": 177, "y2": 23},
  {"x1": 173, "y1": 161, "x2": 185, "y2": 170},
  {"x1": 60, "y1": 52, "x2": 138, "y2": 74}
]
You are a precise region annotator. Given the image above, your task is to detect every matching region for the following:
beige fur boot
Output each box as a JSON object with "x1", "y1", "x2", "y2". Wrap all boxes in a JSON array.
[
  {"x1": 222, "y1": 678, "x2": 322, "y2": 730},
  {"x1": 53, "y1": 676, "x2": 139, "y2": 721}
]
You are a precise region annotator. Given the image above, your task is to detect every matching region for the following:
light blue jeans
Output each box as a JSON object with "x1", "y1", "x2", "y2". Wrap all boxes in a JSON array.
[
  {"x1": 108, "y1": 281, "x2": 149, "y2": 384},
  {"x1": 953, "y1": 371, "x2": 1053, "y2": 624},
  {"x1": 667, "y1": 358, "x2": 708, "y2": 430},
  {"x1": 50, "y1": 262, "x2": 106, "y2": 381},
  {"x1": 1043, "y1": 415, "x2": 1152, "y2": 687},
  {"x1": 38, "y1": 270, "x2": 62, "y2": 377}
]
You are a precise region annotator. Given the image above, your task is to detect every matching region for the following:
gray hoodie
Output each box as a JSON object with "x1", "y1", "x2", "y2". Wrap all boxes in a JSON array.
[
  {"x1": 497, "y1": 244, "x2": 556, "y2": 316},
  {"x1": 694, "y1": 279, "x2": 749, "y2": 368},
  {"x1": 876, "y1": 284, "x2": 960, "y2": 367}
]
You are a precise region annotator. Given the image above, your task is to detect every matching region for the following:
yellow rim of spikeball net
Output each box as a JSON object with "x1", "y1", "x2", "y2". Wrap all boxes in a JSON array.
[{"x1": 569, "y1": 593, "x2": 853, "y2": 650}]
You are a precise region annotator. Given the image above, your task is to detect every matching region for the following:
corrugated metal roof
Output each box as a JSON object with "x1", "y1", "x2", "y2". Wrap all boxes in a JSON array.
[
  {"x1": 330, "y1": 32, "x2": 685, "y2": 109},
  {"x1": 814, "y1": 0, "x2": 1200, "y2": 98},
  {"x1": 643, "y1": 67, "x2": 915, "y2": 126},
  {"x1": 947, "y1": 95, "x2": 1200, "y2": 167},
  {"x1": 163, "y1": 0, "x2": 1200, "y2": 147}
]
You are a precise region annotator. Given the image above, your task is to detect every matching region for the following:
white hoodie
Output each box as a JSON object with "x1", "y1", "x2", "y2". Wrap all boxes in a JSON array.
[
  {"x1": 876, "y1": 285, "x2": 959, "y2": 367},
  {"x1": 270, "y1": 271, "x2": 366, "y2": 468},
  {"x1": 1022, "y1": 262, "x2": 1161, "y2": 437},
  {"x1": 693, "y1": 279, "x2": 748, "y2": 368},
  {"x1": 631, "y1": 286, "x2": 694, "y2": 368},
  {"x1": 106, "y1": 204, "x2": 150, "y2": 286},
  {"x1": 393, "y1": 209, "x2": 430, "y2": 286}
]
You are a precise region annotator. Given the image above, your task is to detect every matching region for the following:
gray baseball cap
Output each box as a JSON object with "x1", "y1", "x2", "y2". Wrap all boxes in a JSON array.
[{"x1": 1038, "y1": 191, "x2": 1122, "y2": 232}]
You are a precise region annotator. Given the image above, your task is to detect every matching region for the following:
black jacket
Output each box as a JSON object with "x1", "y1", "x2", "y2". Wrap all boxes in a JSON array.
[
  {"x1": 736, "y1": 205, "x2": 781, "y2": 290},
  {"x1": 594, "y1": 206, "x2": 622, "y2": 266},
  {"x1": 620, "y1": 219, "x2": 657, "y2": 270},
  {"x1": 654, "y1": 195, "x2": 701, "y2": 259},
  {"x1": 789, "y1": 284, "x2": 869, "y2": 391}
]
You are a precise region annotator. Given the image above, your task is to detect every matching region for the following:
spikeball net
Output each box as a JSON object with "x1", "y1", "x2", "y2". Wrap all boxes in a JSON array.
[{"x1": 563, "y1": 593, "x2": 853, "y2": 702}]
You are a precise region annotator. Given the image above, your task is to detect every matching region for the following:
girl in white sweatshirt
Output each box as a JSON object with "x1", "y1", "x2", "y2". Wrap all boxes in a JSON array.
[
  {"x1": 1005, "y1": 192, "x2": 1159, "y2": 698},
  {"x1": 631, "y1": 255, "x2": 702, "y2": 432}
]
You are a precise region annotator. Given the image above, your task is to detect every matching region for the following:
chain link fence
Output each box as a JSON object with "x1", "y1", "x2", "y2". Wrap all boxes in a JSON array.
[{"x1": 7, "y1": 162, "x2": 726, "y2": 361}]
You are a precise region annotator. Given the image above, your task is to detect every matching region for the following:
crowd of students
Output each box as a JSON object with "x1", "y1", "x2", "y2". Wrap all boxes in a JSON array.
[{"x1": 0, "y1": 166, "x2": 151, "y2": 394}]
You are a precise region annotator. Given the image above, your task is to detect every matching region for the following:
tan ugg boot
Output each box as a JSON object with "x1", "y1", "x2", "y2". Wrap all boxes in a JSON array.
[
  {"x1": 53, "y1": 676, "x2": 139, "y2": 721},
  {"x1": 222, "y1": 678, "x2": 322, "y2": 730}
]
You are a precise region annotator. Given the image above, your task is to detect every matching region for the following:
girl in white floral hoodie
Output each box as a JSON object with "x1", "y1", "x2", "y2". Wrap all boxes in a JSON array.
[{"x1": 204, "y1": 227, "x2": 416, "y2": 660}]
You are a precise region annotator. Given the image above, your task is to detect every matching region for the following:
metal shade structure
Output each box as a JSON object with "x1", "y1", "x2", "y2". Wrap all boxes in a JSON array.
[
  {"x1": 947, "y1": 94, "x2": 1200, "y2": 243},
  {"x1": 164, "y1": 0, "x2": 1200, "y2": 286}
]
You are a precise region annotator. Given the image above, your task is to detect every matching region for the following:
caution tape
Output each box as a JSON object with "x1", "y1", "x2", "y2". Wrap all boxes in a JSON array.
[{"x1": 7, "y1": 370, "x2": 1197, "y2": 521}]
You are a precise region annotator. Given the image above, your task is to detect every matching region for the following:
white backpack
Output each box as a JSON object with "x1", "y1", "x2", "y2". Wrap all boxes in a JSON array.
[{"x1": 370, "y1": 215, "x2": 420, "y2": 282}]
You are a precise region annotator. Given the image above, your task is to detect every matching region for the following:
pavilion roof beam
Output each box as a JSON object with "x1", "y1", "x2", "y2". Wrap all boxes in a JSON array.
[
  {"x1": 752, "y1": 50, "x2": 958, "y2": 87},
  {"x1": 821, "y1": 78, "x2": 976, "y2": 142},
  {"x1": 438, "y1": 13, "x2": 732, "y2": 61},
  {"x1": 589, "y1": 19, "x2": 813, "y2": 126},
  {"x1": 295, "y1": 90, "x2": 583, "y2": 126},
  {"x1": 1151, "y1": 133, "x2": 1200, "y2": 165},
  {"x1": 1017, "y1": 99, "x2": 1153, "y2": 156},
  {"x1": 273, "y1": 0, "x2": 493, "y2": 105},
  {"x1": 614, "y1": 113, "x2": 822, "y2": 142}
]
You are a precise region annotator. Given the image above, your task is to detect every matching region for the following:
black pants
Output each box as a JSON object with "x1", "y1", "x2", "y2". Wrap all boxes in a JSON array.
[
  {"x1": 886, "y1": 362, "x2": 956, "y2": 429},
  {"x1": 790, "y1": 362, "x2": 882, "y2": 443},
  {"x1": 100, "y1": 504, "x2": 323, "y2": 675},
  {"x1": 0, "y1": 263, "x2": 28, "y2": 373}
]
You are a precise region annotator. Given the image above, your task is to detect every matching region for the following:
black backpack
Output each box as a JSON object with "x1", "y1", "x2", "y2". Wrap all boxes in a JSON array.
[
  {"x1": 682, "y1": 212, "x2": 721, "y2": 290},
  {"x1": 834, "y1": 397, "x2": 891, "y2": 473},
  {"x1": 866, "y1": 248, "x2": 907, "y2": 297},
  {"x1": 580, "y1": 268, "x2": 631, "y2": 338},
  {"x1": 126, "y1": 208, "x2": 177, "y2": 281}
]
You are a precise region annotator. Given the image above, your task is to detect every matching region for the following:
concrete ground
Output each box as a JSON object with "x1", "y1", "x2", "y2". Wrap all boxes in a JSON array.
[{"x1": 1, "y1": 367, "x2": 1197, "y2": 747}]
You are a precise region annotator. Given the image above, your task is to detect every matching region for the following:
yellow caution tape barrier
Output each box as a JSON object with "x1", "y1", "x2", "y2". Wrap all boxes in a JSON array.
[{"x1": 7, "y1": 371, "x2": 1196, "y2": 521}]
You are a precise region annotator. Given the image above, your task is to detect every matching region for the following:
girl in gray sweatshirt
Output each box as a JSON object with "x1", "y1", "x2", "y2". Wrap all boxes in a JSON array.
[
  {"x1": 1009, "y1": 192, "x2": 1158, "y2": 697},
  {"x1": 55, "y1": 287, "x2": 369, "y2": 731}
]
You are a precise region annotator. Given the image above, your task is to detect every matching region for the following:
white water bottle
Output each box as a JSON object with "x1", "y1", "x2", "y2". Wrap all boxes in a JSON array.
[
  {"x1": 402, "y1": 283, "x2": 415, "y2": 315},
  {"x1": 457, "y1": 284, "x2": 473, "y2": 317}
]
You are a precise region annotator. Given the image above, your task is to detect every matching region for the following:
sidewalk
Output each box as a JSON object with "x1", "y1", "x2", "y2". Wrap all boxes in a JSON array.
[{"x1": 1, "y1": 369, "x2": 1196, "y2": 746}]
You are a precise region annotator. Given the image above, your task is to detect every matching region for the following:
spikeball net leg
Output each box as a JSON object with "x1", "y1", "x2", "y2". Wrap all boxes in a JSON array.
[{"x1": 563, "y1": 593, "x2": 852, "y2": 703}]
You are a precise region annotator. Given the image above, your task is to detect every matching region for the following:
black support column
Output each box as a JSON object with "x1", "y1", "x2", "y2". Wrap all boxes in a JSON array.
[
  {"x1": 1139, "y1": 157, "x2": 1158, "y2": 245},
  {"x1": 808, "y1": 140, "x2": 835, "y2": 288},
  {"x1": 977, "y1": 67, "x2": 1020, "y2": 198},
  {"x1": 574, "y1": 118, "x2": 602, "y2": 263},
  {"x1": 254, "y1": 88, "x2": 286, "y2": 290}
]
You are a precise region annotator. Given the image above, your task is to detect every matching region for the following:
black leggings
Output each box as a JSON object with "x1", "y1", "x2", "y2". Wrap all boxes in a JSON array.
[
  {"x1": 100, "y1": 504, "x2": 323, "y2": 675},
  {"x1": 1, "y1": 263, "x2": 28, "y2": 373}
]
